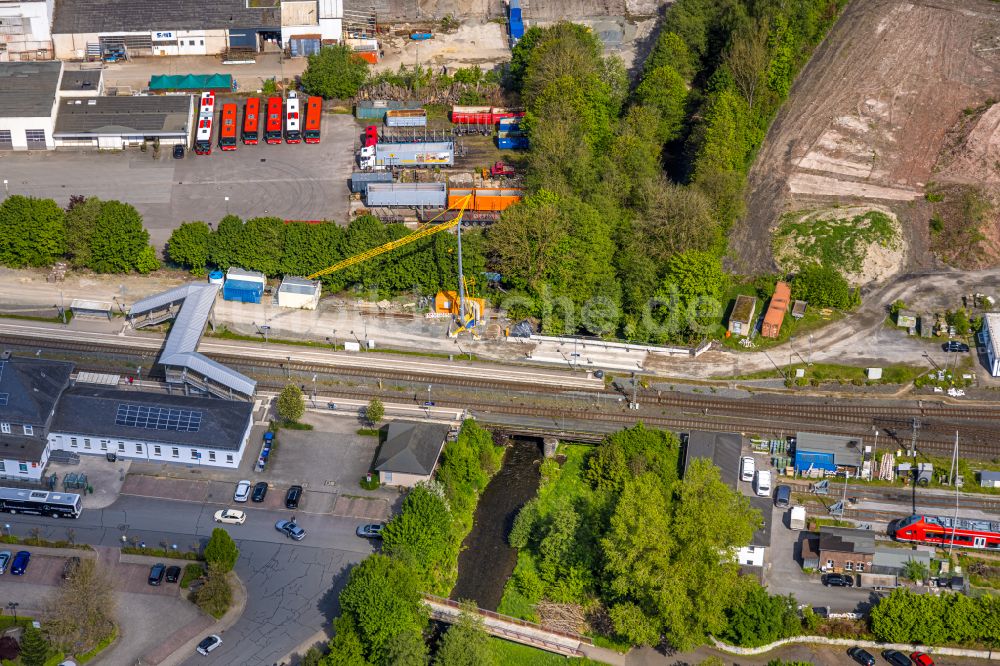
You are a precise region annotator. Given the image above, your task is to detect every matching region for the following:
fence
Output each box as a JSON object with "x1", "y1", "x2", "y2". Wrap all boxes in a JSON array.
[{"x1": 711, "y1": 635, "x2": 1000, "y2": 660}]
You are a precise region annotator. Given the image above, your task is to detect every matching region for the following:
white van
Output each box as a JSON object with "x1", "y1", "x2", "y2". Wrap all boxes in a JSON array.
[
  {"x1": 754, "y1": 470, "x2": 772, "y2": 497},
  {"x1": 740, "y1": 456, "x2": 755, "y2": 483}
]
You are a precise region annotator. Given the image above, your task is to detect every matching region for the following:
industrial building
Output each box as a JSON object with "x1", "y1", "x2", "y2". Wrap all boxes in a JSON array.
[
  {"x1": 0, "y1": 60, "x2": 61, "y2": 149},
  {"x1": 53, "y1": 94, "x2": 194, "y2": 149},
  {"x1": 979, "y1": 312, "x2": 1000, "y2": 376},
  {"x1": 0, "y1": 353, "x2": 254, "y2": 482},
  {"x1": 793, "y1": 432, "x2": 863, "y2": 475},
  {"x1": 50, "y1": 0, "x2": 344, "y2": 60},
  {"x1": 277, "y1": 276, "x2": 321, "y2": 310},
  {"x1": 0, "y1": 0, "x2": 56, "y2": 62}
]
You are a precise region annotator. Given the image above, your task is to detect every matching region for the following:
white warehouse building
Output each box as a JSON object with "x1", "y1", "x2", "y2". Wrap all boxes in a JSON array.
[
  {"x1": 0, "y1": 60, "x2": 61, "y2": 149},
  {"x1": 980, "y1": 312, "x2": 1000, "y2": 377}
]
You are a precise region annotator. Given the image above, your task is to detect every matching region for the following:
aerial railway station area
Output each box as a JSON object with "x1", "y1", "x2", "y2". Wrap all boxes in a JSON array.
[{"x1": 2, "y1": 0, "x2": 1000, "y2": 663}]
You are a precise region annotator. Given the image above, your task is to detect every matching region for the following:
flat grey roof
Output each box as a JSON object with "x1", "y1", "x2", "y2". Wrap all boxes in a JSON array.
[
  {"x1": 0, "y1": 61, "x2": 62, "y2": 118},
  {"x1": 52, "y1": 0, "x2": 280, "y2": 34},
  {"x1": 60, "y1": 69, "x2": 102, "y2": 92},
  {"x1": 129, "y1": 284, "x2": 256, "y2": 398},
  {"x1": 748, "y1": 495, "x2": 773, "y2": 548},
  {"x1": 54, "y1": 95, "x2": 192, "y2": 137},
  {"x1": 819, "y1": 526, "x2": 875, "y2": 555},
  {"x1": 795, "y1": 432, "x2": 863, "y2": 467},
  {"x1": 278, "y1": 276, "x2": 320, "y2": 295},
  {"x1": 683, "y1": 430, "x2": 742, "y2": 490},
  {"x1": 52, "y1": 386, "x2": 253, "y2": 451}
]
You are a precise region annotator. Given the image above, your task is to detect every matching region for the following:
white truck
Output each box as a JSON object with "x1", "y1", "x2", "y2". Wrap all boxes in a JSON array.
[{"x1": 789, "y1": 505, "x2": 806, "y2": 530}]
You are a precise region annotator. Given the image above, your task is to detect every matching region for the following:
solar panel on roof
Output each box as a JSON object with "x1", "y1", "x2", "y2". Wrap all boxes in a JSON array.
[{"x1": 115, "y1": 403, "x2": 202, "y2": 432}]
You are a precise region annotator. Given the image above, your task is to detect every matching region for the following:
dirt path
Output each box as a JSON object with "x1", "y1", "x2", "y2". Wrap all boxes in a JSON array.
[{"x1": 734, "y1": 0, "x2": 1000, "y2": 275}]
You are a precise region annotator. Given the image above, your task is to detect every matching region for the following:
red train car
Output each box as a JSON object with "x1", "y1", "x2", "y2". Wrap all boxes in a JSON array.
[{"x1": 891, "y1": 514, "x2": 1000, "y2": 551}]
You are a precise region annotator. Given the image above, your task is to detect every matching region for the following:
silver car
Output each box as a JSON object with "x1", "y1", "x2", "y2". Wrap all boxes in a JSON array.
[
  {"x1": 0, "y1": 550, "x2": 10, "y2": 575},
  {"x1": 233, "y1": 480, "x2": 251, "y2": 503}
]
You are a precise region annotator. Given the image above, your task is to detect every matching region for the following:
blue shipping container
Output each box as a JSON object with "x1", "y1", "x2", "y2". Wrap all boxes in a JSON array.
[
  {"x1": 223, "y1": 279, "x2": 263, "y2": 303},
  {"x1": 497, "y1": 135, "x2": 529, "y2": 150}
]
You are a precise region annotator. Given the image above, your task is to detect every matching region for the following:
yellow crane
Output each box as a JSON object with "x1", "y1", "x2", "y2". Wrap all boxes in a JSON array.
[{"x1": 306, "y1": 194, "x2": 477, "y2": 333}]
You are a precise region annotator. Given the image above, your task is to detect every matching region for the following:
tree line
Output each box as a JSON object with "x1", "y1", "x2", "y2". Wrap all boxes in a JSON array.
[
  {"x1": 0, "y1": 195, "x2": 159, "y2": 274},
  {"x1": 167, "y1": 215, "x2": 485, "y2": 297},
  {"x1": 481, "y1": 0, "x2": 850, "y2": 341}
]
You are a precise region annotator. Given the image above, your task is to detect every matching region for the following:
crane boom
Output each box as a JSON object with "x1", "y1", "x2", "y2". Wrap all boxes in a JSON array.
[{"x1": 306, "y1": 195, "x2": 471, "y2": 280}]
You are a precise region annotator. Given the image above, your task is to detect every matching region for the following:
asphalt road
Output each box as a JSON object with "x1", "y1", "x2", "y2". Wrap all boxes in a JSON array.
[{"x1": 0, "y1": 494, "x2": 372, "y2": 665}]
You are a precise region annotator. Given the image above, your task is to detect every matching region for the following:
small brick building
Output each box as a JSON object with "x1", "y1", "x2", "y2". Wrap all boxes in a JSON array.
[{"x1": 819, "y1": 526, "x2": 875, "y2": 573}]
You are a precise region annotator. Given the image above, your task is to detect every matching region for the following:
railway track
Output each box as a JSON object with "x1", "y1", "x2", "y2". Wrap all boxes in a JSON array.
[{"x1": 7, "y1": 334, "x2": 1000, "y2": 459}]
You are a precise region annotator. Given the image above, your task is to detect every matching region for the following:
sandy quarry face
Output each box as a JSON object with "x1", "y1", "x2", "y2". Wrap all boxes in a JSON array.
[{"x1": 734, "y1": 0, "x2": 1000, "y2": 276}]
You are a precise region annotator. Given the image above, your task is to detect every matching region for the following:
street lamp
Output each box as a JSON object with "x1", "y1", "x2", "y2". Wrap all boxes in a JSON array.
[
  {"x1": 224, "y1": 196, "x2": 230, "y2": 215},
  {"x1": 311, "y1": 374, "x2": 317, "y2": 406},
  {"x1": 2, "y1": 180, "x2": 7, "y2": 197}
]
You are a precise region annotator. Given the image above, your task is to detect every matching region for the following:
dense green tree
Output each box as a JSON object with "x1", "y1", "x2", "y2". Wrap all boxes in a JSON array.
[
  {"x1": 277, "y1": 384, "x2": 305, "y2": 423},
  {"x1": 381, "y1": 484, "x2": 451, "y2": 586},
  {"x1": 0, "y1": 195, "x2": 66, "y2": 268},
  {"x1": 209, "y1": 215, "x2": 245, "y2": 269},
  {"x1": 433, "y1": 609, "x2": 494, "y2": 666},
  {"x1": 721, "y1": 581, "x2": 800, "y2": 647},
  {"x1": 236, "y1": 216, "x2": 284, "y2": 275},
  {"x1": 365, "y1": 397, "x2": 384, "y2": 426},
  {"x1": 301, "y1": 45, "x2": 369, "y2": 99},
  {"x1": 384, "y1": 628, "x2": 429, "y2": 666},
  {"x1": 586, "y1": 424, "x2": 681, "y2": 494},
  {"x1": 19, "y1": 625, "x2": 50, "y2": 666},
  {"x1": 657, "y1": 250, "x2": 726, "y2": 337},
  {"x1": 337, "y1": 554, "x2": 426, "y2": 665},
  {"x1": 323, "y1": 615, "x2": 372, "y2": 666},
  {"x1": 204, "y1": 528, "x2": 240, "y2": 572},
  {"x1": 643, "y1": 31, "x2": 696, "y2": 81},
  {"x1": 167, "y1": 221, "x2": 212, "y2": 271},
  {"x1": 281, "y1": 221, "x2": 345, "y2": 277},
  {"x1": 300, "y1": 645, "x2": 326, "y2": 666},
  {"x1": 435, "y1": 420, "x2": 502, "y2": 515},
  {"x1": 791, "y1": 264, "x2": 857, "y2": 309},
  {"x1": 64, "y1": 195, "x2": 102, "y2": 268},
  {"x1": 88, "y1": 200, "x2": 159, "y2": 273},
  {"x1": 634, "y1": 65, "x2": 689, "y2": 143}
]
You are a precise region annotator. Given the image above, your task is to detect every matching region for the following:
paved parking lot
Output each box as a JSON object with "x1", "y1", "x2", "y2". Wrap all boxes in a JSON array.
[
  {"x1": 0, "y1": 550, "x2": 204, "y2": 664},
  {"x1": 0, "y1": 108, "x2": 358, "y2": 250}
]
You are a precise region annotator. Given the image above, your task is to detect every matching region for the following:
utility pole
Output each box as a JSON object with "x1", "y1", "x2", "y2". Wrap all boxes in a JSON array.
[
  {"x1": 456, "y1": 211, "x2": 466, "y2": 327},
  {"x1": 909, "y1": 417, "x2": 920, "y2": 459},
  {"x1": 870, "y1": 428, "x2": 879, "y2": 481},
  {"x1": 949, "y1": 431, "x2": 960, "y2": 559}
]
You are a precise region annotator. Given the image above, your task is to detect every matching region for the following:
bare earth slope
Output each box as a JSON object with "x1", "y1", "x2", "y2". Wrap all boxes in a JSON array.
[{"x1": 733, "y1": 0, "x2": 1000, "y2": 274}]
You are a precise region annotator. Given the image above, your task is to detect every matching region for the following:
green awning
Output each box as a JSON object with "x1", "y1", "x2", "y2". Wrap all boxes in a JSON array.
[{"x1": 148, "y1": 73, "x2": 233, "y2": 92}]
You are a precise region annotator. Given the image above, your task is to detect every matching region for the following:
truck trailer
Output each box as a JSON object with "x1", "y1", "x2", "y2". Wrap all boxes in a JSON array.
[
  {"x1": 349, "y1": 171, "x2": 394, "y2": 193},
  {"x1": 359, "y1": 141, "x2": 455, "y2": 169},
  {"x1": 364, "y1": 182, "x2": 448, "y2": 208}
]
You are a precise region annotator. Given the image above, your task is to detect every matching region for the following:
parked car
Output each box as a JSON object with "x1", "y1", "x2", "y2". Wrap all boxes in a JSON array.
[
  {"x1": 753, "y1": 469, "x2": 772, "y2": 497},
  {"x1": 148, "y1": 563, "x2": 166, "y2": 586},
  {"x1": 251, "y1": 481, "x2": 268, "y2": 503},
  {"x1": 883, "y1": 650, "x2": 912, "y2": 666},
  {"x1": 214, "y1": 508, "x2": 247, "y2": 525},
  {"x1": 275, "y1": 520, "x2": 306, "y2": 541},
  {"x1": 910, "y1": 652, "x2": 934, "y2": 666},
  {"x1": 165, "y1": 565, "x2": 181, "y2": 583},
  {"x1": 62, "y1": 556, "x2": 81, "y2": 580},
  {"x1": 774, "y1": 484, "x2": 792, "y2": 508},
  {"x1": 943, "y1": 341, "x2": 970, "y2": 352},
  {"x1": 196, "y1": 635, "x2": 223, "y2": 655},
  {"x1": 356, "y1": 523, "x2": 385, "y2": 539},
  {"x1": 0, "y1": 550, "x2": 10, "y2": 575},
  {"x1": 740, "y1": 456, "x2": 755, "y2": 482},
  {"x1": 285, "y1": 485, "x2": 303, "y2": 509},
  {"x1": 11, "y1": 551, "x2": 30, "y2": 575},
  {"x1": 233, "y1": 480, "x2": 251, "y2": 503},
  {"x1": 848, "y1": 647, "x2": 876, "y2": 666},
  {"x1": 327, "y1": 402, "x2": 337, "y2": 410},
  {"x1": 172, "y1": 144, "x2": 185, "y2": 159},
  {"x1": 822, "y1": 573, "x2": 852, "y2": 587}
]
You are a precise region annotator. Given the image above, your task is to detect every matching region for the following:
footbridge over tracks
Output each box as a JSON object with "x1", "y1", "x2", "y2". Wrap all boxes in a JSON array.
[{"x1": 422, "y1": 594, "x2": 593, "y2": 657}]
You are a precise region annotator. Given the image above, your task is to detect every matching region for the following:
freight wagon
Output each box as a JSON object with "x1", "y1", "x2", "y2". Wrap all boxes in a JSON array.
[
  {"x1": 385, "y1": 108, "x2": 427, "y2": 127},
  {"x1": 349, "y1": 171, "x2": 394, "y2": 193},
  {"x1": 450, "y1": 105, "x2": 524, "y2": 125},
  {"x1": 358, "y1": 141, "x2": 455, "y2": 168},
  {"x1": 447, "y1": 188, "x2": 524, "y2": 212},
  {"x1": 364, "y1": 182, "x2": 448, "y2": 208}
]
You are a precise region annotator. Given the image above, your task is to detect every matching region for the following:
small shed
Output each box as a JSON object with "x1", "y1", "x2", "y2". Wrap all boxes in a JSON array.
[
  {"x1": 791, "y1": 300, "x2": 807, "y2": 319},
  {"x1": 222, "y1": 268, "x2": 266, "y2": 304},
  {"x1": 979, "y1": 470, "x2": 1000, "y2": 488},
  {"x1": 793, "y1": 431, "x2": 863, "y2": 474},
  {"x1": 896, "y1": 310, "x2": 917, "y2": 328},
  {"x1": 277, "y1": 276, "x2": 321, "y2": 310},
  {"x1": 728, "y1": 295, "x2": 757, "y2": 337},
  {"x1": 761, "y1": 281, "x2": 791, "y2": 339}
]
